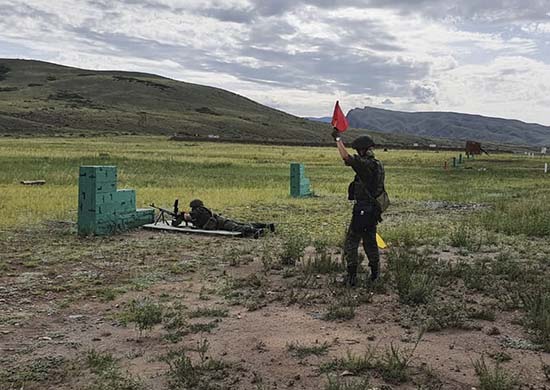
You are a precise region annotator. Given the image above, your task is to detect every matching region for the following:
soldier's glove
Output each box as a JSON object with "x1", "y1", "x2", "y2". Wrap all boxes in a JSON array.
[{"x1": 331, "y1": 129, "x2": 341, "y2": 141}]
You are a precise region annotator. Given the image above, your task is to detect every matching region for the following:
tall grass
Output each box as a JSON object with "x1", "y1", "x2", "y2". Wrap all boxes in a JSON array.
[
  {"x1": 1, "y1": 137, "x2": 549, "y2": 245},
  {"x1": 481, "y1": 197, "x2": 550, "y2": 237}
]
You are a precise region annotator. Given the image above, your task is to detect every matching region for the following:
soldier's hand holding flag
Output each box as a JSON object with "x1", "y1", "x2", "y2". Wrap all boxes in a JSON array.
[{"x1": 331, "y1": 100, "x2": 349, "y2": 140}]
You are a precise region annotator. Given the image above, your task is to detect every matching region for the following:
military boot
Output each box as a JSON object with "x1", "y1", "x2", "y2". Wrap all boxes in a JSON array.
[
  {"x1": 370, "y1": 264, "x2": 380, "y2": 282},
  {"x1": 345, "y1": 267, "x2": 357, "y2": 287}
]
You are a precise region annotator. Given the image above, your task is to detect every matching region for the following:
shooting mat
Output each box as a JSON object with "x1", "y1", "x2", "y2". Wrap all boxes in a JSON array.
[{"x1": 142, "y1": 221, "x2": 242, "y2": 237}]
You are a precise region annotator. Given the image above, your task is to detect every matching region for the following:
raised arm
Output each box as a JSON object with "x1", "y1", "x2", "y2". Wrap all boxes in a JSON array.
[{"x1": 332, "y1": 130, "x2": 351, "y2": 161}]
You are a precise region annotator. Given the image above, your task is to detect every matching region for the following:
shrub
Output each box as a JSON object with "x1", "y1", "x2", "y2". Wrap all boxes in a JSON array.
[
  {"x1": 425, "y1": 302, "x2": 468, "y2": 331},
  {"x1": 302, "y1": 247, "x2": 343, "y2": 275},
  {"x1": 521, "y1": 290, "x2": 550, "y2": 351},
  {"x1": 320, "y1": 349, "x2": 377, "y2": 375},
  {"x1": 387, "y1": 248, "x2": 436, "y2": 305},
  {"x1": 123, "y1": 298, "x2": 163, "y2": 336},
  {"x1": 281, "y1": 233, "x2": 309, "y2": 265},
  {"x1": 323, "y1": 304, "x2": 356, "y2": 321},
  {"x1": 473, "y1": 356, "x2": 517, "y2": 390},
  {"x1": 86, "y1": 350, "x2": 117, "y2": 374},
  {"x1": 325, "y1": 375, "x2": 370, "y2": 390},
  {"x1": 287, "y1": 341, "x2": 329, "y2": 358},
  {"x1": 378, "y1": 343, "x2": 413, "y2": 383}
]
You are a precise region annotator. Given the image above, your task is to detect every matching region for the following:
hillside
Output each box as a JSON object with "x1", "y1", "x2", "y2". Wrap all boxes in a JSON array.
[
  {"x1": 0, "y1": 59, "x2": 447, "y2": 147},
  {"x1": 348, "y1": 106, "x2": 550, "y2": 147}
]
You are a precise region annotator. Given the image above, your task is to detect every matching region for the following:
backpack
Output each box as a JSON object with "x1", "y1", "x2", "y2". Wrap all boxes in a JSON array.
[{"x1": 368, "y1": 159, "x2": 390, "y2": 214}]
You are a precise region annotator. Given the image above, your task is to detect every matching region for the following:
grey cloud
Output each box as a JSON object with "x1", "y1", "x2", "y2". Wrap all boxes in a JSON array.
[
  {"x1": 200, "y1": 7, "x2": 255, "y2": 23},
  {"x1": 219, "y1": 43, "x2": 429, "y2": 94},
  {"x1": 245, "y1": 0, "x2": 550, "y2": 23},
  {"x1": 0, "y1": 2, "x2": 60, "y2": 26},
  {"x1": 68, "y1": 19, "x2": 428, "y2": 96},
  {"x1": 411, "y1": 83, "x2": 439, "y2": 104}
]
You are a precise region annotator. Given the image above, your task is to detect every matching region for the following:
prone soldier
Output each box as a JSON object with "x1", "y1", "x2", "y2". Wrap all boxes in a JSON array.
[{"x1": 175, "y1": 199, "x2": 275, "y2": 238}]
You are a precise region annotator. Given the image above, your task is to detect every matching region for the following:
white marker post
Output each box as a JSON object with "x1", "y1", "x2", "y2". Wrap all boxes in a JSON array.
[{"x1": 545, "y1": 163, "x2": 548, "y2": 174}]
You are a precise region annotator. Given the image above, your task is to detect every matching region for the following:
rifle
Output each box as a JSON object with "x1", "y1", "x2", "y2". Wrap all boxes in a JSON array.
[{"x1": 150, "y1": 199, "x2": 188, "y2": 227}]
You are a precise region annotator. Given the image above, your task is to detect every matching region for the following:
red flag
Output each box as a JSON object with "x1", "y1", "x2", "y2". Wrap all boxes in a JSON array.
[{"x1": 331, "y1": 100, "x2": 349, "y2": 132}]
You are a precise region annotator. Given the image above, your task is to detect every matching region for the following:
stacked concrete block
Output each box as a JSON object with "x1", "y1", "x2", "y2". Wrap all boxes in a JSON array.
[
  {"x1": 290, "y1": 163, "x2": 312, "y2": 197},
  {"x1": 78, "y1": 166, "x2": 154, "y2": 236}
]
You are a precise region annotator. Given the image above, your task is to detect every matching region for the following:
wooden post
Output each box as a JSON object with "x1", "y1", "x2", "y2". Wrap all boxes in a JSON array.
[{"x1": 452, "y1": 157, "x2": 457, "y2": 168}]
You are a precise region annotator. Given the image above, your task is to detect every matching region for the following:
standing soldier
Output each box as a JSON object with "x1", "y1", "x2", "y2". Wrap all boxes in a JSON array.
[{"x1": 332, "y1": 130, "x2": 386, "y2": 286}]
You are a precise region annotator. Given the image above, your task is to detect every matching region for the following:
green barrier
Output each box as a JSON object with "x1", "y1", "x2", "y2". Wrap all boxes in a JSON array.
[
  {"x1": 290, "y1": 163, "x2": 313, "y2": 197},
  {"x1": 78, "y1": 166, "x2": 154, "y2": 236}
]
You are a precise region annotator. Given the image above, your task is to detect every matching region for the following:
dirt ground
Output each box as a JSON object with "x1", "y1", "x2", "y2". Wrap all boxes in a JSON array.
[{"x1": 1, "y1": 222, "x2": 549, "y2": 390}]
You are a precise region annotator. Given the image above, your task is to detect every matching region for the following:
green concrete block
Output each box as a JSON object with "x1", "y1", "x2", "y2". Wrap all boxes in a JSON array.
[
  {"x1": 136, "y1": 208, "x2": 154, "y2": 223},
  {"x1": 79, "y1": 166, "x2": 117, "y2": 194},
  {"x1": 289, "y1": 163, "x2": 313, "y2": 198},
  {"x1": 95, "y1": 212, "x2": 119, "y2": 223},
  {"x1": 114, "y1": 189, "x2": 136, "y2": 212},
  {"x1": 78, "y1": 166, "x2": 151, "y2": 235},
  {"x1": 80, "y1": 165, "x2": 116, "y2": 179},
  {"x1": 95, "y1": 221, "x2": 117, "y2": 236},
  {"x1": 96, "y1": 203, "x2": 119, "y2": 217},
  {"x1": 290, "y1": 163, "x2": 305, "y2": 173},
  {"x1": 77, "y1": 218, "x2": 95, "y2": 235}
]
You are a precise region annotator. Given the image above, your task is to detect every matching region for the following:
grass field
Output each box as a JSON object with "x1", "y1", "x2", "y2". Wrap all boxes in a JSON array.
[
  {"x1": 1, "y1": 136, "x2": 549, "y2": 239},
  {"x1": 1, "y1": 137, "x2": 550, "y2": 389}
]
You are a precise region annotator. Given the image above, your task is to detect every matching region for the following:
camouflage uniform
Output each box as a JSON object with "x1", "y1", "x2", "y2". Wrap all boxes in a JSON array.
[
  {"x1": 188, "y1": 201, "x2": 272, "y2": 237},
  {"x1": 344, "y1": 149, "x2": 385, "y2": 283}
]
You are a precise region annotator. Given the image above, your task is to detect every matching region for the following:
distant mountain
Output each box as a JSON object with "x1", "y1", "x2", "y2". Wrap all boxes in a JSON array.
[
  {"x1": 306, "y1": 116, "x2": 332, "y2": 123},
  {"x1": 347, "y1": 106, "x2": 550, "y2": 146},
  {"x1": 0, "y1": 59, "x2": 446, "y2": 147}
]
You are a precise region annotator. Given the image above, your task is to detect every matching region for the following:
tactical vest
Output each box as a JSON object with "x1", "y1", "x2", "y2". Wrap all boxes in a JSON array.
[
  {"x1": 348, "y1": 157, "x2": 385, "y2": 202},
  {"x1": 190, "y1": 206, "x2": 226, "y2": 230}
]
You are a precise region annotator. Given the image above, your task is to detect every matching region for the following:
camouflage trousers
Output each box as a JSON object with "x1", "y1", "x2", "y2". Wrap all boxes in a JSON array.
[
  {"x1": 344, "y1": 203, "x2": 380, "y2": 275},
  {"x1": 219, "y1": 220, "x2": 268, "y2": 236}
]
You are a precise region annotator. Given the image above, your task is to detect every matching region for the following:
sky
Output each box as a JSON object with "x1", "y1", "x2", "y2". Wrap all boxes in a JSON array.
[{"x1": 1, "y1": 0, "x2": 550, "y2": 125}]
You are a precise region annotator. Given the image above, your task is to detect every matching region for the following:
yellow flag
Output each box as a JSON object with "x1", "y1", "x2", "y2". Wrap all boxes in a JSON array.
[{"x1": 376, "y1": 233, "x2": 387, "y2": 249}]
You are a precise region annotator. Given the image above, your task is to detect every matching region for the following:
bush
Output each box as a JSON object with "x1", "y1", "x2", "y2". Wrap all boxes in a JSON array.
[
  {"x1": 425, "y1": 302, "x2": 468, "y2": 331},
  {"x1": 320, "y1": 349, "x2": 376, "y2": 375},
  {"x1": 86, "y1": 350, "x2": 117, "y2": 374},
  {"x1": 325, "y1": 375, "x2": 370, "y2": 390},
  {"x1": 287, "y1": 341, "x2": 329, "y2": 358},
  {"x1": 123, "y1": 298, "x2": 163, "y2": 336},
  {"x1": 378, "y1": 343, "x2": 413, "y2": 383},
  {"x1": 473, "y1": 356, "x2": 517, "y2": 390},
  {"x1": 521, "y1": 290, "x2": 550, "y2": 351},
  {"x1": 302, "y1": 245, "x2": 343, "y2": 275},
  {"x1": 387, "y1": 248, "x2": 436, "y2": 305},
  {"x1": 323, "y1": 304, "x2": 356, "y2": 321},
  {"x1": 281, "y1": 234, "x2": 309, "y2": 265}
]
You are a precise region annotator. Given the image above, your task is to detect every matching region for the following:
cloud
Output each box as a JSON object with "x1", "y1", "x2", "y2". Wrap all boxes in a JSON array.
[
  {"x1": 0, "y1": 0, "x2": 549, "y2": 125},
  {"x1": 411, "y1": 82, "x2": 439, "y2": 105},
  {"x1": 244, "y1": 0, "x2": 550, "y2": 23}
]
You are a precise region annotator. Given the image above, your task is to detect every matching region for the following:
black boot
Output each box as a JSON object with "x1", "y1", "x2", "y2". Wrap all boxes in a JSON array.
[
  {"x1": 253, "y1": 228, "x2": 265, "y2": 239},
  {"x1": 370, "y1": 264, "x2": 380, "y2": 282},
  {"x1": 345, "y1": 267, "x2": 357, "y2": 287}
]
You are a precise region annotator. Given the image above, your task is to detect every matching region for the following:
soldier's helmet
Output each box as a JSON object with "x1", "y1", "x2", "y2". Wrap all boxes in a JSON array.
[
  {"x1": 351, "y1": 135, "x2": 375, "y2": 150},
  {"x1": 189, "y1": 199, "x2": 204, "y2": 208}
]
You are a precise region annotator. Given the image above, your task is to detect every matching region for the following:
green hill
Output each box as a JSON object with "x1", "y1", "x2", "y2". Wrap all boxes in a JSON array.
[{"x1": 0, "y1": 59, "x2": 462, "y2": 148}]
